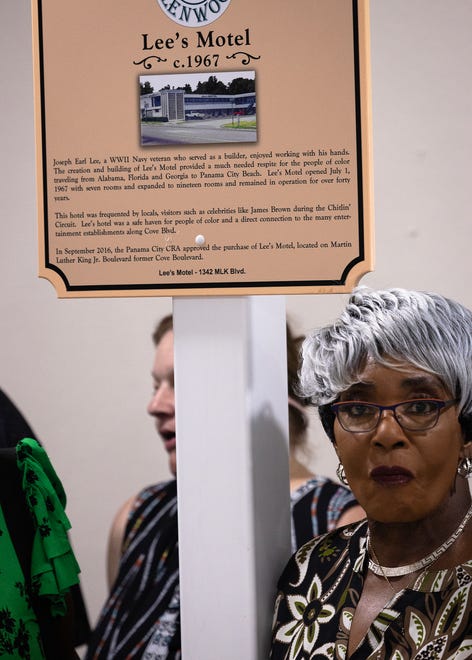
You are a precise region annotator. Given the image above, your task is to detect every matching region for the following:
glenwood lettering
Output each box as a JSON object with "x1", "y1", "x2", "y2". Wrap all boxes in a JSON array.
[{"x1": 159, "y1": 0, "x2": 231, "y2": 25}]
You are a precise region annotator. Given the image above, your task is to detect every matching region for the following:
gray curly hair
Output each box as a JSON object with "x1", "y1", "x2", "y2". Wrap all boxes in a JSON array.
[{"x1": 300, "y1": 288, "x2": 472, "y2": 424}]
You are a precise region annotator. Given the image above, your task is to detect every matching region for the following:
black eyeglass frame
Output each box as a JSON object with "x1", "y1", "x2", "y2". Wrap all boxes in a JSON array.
[{"x1": 330, "y1": 398, "x2": 458, "y2": 433}]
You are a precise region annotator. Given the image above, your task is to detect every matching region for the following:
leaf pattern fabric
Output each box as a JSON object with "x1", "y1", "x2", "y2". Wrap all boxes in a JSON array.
[
  {"x1": 0, "y1": 438, "x2": 80, "y2": 658},
  {"x1": 0, "y1": 505, "x2": 44, "y2": 659},
  {"x1": 271, "y1": 521, "x2": 472, "y2": 659},
  {"x1": 17, "y1": 439, "x2": 81, "y2": 617}
]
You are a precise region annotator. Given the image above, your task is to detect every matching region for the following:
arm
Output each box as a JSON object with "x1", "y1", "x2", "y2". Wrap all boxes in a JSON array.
[{"x1": 106, "y1": 495, "x2": 136, "y2": 590}]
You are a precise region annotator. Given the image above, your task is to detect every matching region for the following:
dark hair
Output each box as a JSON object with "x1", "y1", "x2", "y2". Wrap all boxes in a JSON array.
[
  {"x1": 286, "y1": 322, "x2": 310, "y2": 446},
  {"x1": 152, "y1": 314, "x2": 173, "y2": 346},
  {"x1": 318, "y1": 404, "x2": 336, "y2": 443}
]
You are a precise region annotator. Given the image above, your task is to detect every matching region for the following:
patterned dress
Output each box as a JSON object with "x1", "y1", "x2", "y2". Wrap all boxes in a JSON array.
[
  {"x1": 86, "y1": 480, "x2": 180, "y2": 659},
  {"x1": 0, "y1": 438, "x2": 80, "y2": 658},
  {"x1": 0, "y1": 388, "x2": 90, "y2": 645},
  {"x1": 270, "y1": 520, "x2": 472, "y2": 659},
  {"x1": 88, "y1": 476, "x2": 358, "y2": 659},
  {"x1": 290, "y1": 476, "x2": 359, "y2": 550}
]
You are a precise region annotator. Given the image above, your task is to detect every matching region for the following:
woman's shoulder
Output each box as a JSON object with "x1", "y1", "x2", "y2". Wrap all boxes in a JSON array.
[
  {"x1": 133, "y1": 478, "x2": 177, "y2": 507},
  {"x1": 279, "y1": 519, "x2": 368, "y2": 591},
  {"x1": 291, "y1": 474, "x2": 355, "y2": 503},
  {"x1": 290, "y1": 474, "x2": 362, "y2": 542},
  {"x1": 110, "y1": 479, "x2": 176, "y2": 533},
  {"x1": 414, "y1": 558, "x2": 472, "y2": 593},
  {"x1": 123, "y1": 480, "x2": 177, "y2": 530},
  {"x1": 106, "y1": 479, "x2": 177, "y2": 588}
]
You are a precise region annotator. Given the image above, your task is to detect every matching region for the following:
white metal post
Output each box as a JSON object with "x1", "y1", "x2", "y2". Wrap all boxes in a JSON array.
[{"x1": 174, "y1": 296, "x2": 291, "y2": 659}]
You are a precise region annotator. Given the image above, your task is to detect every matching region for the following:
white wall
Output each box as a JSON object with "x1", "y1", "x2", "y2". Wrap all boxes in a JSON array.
[{"x1": 1, "y1": 0, "x2": 471, "y2": 629}]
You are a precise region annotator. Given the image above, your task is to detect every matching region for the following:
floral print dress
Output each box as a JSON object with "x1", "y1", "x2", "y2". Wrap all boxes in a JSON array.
[
  {"x1": 0, "y1": 438, "x2": 80, "y2": 658},
  {"x1": 270, "y1": 521, "x2": 472, "y2": 659}
]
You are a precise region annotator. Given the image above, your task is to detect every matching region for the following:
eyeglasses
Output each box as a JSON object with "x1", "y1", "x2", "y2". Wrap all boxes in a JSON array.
[{"x1": 330, "y1": 399, "x2": 458, "y2": 433}]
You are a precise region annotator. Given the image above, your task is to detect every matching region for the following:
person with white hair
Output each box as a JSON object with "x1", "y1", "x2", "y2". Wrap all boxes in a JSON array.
[
  {"x1": 87, "y1": 316, "x2": 364, "y2": 659},
  {"x1": 271, "y1": 287, "x2": 472, "y2": 659}
]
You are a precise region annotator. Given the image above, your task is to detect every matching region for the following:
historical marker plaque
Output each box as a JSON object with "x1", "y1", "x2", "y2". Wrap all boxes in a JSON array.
[{"x1": 32, "y1": 0, "x2": 373, "y2": 297}]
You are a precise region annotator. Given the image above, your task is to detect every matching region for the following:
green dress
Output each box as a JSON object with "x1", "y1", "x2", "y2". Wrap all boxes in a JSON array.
[{"x1": 0, "y1": 438, "x2": 80, "y2": 658}]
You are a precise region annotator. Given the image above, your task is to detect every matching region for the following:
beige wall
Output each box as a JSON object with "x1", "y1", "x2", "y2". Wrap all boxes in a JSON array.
[{"x1": 1, "y1": 0, "x2": 471, "y2": 629}]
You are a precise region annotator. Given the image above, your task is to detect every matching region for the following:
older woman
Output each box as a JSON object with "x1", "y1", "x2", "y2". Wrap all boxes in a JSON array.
[{"x1": 271, "y1": 288, "x2": 472, "y2": 659}]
